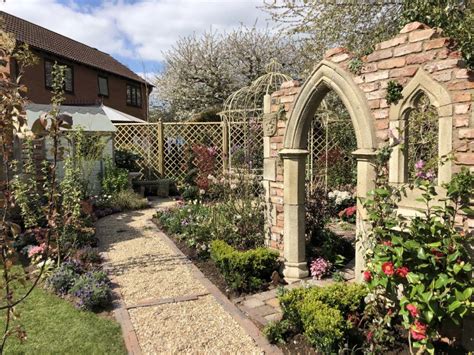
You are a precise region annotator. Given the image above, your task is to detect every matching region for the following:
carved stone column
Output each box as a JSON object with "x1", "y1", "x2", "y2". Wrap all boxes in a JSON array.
[
  {"x1": 279, "y1": 148, "x2": 309, "y2": 281},
  {"x1": 352, "y1": 148, "x2": 377, "y2": 281}
]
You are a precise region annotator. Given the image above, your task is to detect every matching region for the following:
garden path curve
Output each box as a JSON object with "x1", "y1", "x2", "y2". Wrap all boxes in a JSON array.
[{"x1": 96, "y1": 199, "x2": 273, "y2": 354}]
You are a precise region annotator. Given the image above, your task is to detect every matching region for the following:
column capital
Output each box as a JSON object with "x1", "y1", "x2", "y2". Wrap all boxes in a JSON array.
[
  {"x1": 352, "y1": 148, "x2": 377, "y2": 160},
  {"x1": 279, "y1": 148, "x2": 308, "y2": 159}
]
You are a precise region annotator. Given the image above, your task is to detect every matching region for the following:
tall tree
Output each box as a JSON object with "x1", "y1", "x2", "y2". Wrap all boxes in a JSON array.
[
  {"x1": 154, "y1": 25, "x2": 303, "y2": 120},
  {"x1": 263, "y1": 0, "x2": 473, "y2": 69},
  {"x1": 262, "y1": 0, "x2": 401, "y2": 69}
]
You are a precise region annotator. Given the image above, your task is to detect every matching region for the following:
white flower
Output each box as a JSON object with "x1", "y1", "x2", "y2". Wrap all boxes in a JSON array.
[{"x1": 199, "y1": 189, "x2": 205, "y2": 195}]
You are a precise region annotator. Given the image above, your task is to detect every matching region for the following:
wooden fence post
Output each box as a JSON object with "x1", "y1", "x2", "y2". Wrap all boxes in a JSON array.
[
  {"x1": 222, "y1": 121, "x2": 229, "y2": 173},
  {"x1": 157, "y1": 121, "x2": 165, "y2": 176}
]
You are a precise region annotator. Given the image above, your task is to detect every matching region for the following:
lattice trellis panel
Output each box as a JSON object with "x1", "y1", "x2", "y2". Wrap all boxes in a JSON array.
[
  {"x1": 114, "y1": 124, "x2": 162, "y2": 180},
  {"x1": 114, "y1": 121, "x2": 264, "y2": 186},
  {"x1": 306, "y1": 114, "x2": 356, "y2": 193},
  {"x1": 228, "y1": 120, "x2": 263, "y2": 174},
  {"x1": 162, "y1": 122, "x2": 225, "y2": 183}
]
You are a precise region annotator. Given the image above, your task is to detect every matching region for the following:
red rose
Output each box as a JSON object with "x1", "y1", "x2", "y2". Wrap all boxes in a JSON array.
[
  {"x1": 346, "y1": 206, "x2": 357, "y2": 216},
  {"x1": 366, "y1": 331, "x2": 373, "y2": 342},
  {"x1": 396, "y1": 266, "x2": 409, "y2": 278},
  {"x1": 406, "y1": 304, "x2": 419, "y2": 318},
  {"x1": 382, "y1": 262, "x2": 394, "y2": 276},
  {"x1": 410, "y1": 320, "x2": 427, "y2": 341},
  {"x1": 383, "y1": 240, "x2": 392, "y2": 247},
  {"x1": 363, "y1": 270, "x2": 372, "y2": 282}
]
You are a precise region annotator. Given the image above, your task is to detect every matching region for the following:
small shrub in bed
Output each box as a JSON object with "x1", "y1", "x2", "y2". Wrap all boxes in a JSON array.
[
  {"x1": 70, "y1": 270, "x2": 112, "y2": 310},
  {"x1": 107, "y1": 190, "x2": 149, "y2": 211},
  {"x1": 263, "y1": 320, "x2": 292, "y2": 344},
  {"x1": 47, "y1": 260, "x2": 83, "y2": 295},
  {"x1": 210, "y1": 240, "x2": 279, "y2": 293},
  {"x1": 270, "y1": 283, "x2": 367, "y2": 352}
]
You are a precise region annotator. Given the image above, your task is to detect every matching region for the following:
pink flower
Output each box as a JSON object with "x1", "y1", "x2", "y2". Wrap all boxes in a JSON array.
[
  {"x1": 28, "y1": 243, "x2": 45, "y2": 258},
  {"x1": 396, "y1": 266, "x2": 409, "y2": 278},
  {"x1": 410, "y1": 320, "x2": 427, "y2": 340},
  {"x1": 382, "y1": 240, "x2": 392, "y2": 247},
  {"x1": 382, "y1": 262, "x2": 395, "y2": 276},
  {"x1": 310, "y1": 257, "x2": 332, "y2": 280},
  {"x1": 415, "y1": 160, "x2": 425, "y2": 170},
  {"x1": 363, "y1": 270, "x2": 372, "y2": 282},
  {"x1": 406, "y1": 304, "x2": 419, "y2": 318},
  {"x1": 366, "y1": 331, "x2": 373, "y2": 342}
]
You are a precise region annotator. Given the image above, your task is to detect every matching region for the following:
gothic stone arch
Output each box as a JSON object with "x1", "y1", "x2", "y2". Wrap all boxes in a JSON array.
[
  {"x1": 389, "y1": 68, "x2": 453, "y2": 185},
  {"x1": 262, "y1": 21, "x2": 474, "y2": 285},
  {"x1": 280, "y1": 60, "x2": 377, "y2": 281}
]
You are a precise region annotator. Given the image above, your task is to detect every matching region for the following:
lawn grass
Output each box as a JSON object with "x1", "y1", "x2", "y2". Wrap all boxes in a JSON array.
[{"x1": 0, "y1": 270, "x2": 126, "y2": 354}]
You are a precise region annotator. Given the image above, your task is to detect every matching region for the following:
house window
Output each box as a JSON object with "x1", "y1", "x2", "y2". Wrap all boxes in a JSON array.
[
  {"x1": 45, "y1": 59, "x2": 73, "y2": 93},
  {"x1": 98, "y1": 75, "x2": 109, "y2": 97},
  {"x1": 126, "y1": 83, "x2": 142, "y2": 107}
]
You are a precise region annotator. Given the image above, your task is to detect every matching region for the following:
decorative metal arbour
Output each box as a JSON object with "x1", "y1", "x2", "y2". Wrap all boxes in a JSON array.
[{"x1": 219, "y1": 59, "x2": 292, "y2": 173}]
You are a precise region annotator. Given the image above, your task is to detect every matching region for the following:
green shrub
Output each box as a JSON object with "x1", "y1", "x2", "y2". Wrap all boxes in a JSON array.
[
  {"x1": 276, "y1": 283, "x2": 367, "y2": 352},
  {"x1": 263, "y1": 320, "x2": 291, "y2": 344},
  {"x1": 210, "y1": 240, "x2": 279, "y2": 293},
  {"x1": 101, "y1": 158, "x2": 129, "y2": 195},
  {"x1": 108, "y1": 190, "x2": 149, "y2": 211},
  {"x1": 300, "y1": 300, "x2": 346, "y2": 352},
  {"x1": 115, "y1": 148, "x2": 141, "y2": 172}
]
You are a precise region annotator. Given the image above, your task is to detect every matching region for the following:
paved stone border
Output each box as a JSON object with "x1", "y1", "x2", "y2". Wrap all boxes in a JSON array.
[
  {"x1": 155, "y1": 227, "x2": 283, "y2": 355},
  {"x1": 126, "y1": 292, "x2": 210, "y2": 310}
]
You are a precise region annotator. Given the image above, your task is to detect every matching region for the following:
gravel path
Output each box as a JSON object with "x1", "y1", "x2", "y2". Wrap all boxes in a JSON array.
[{"x1": 97, "y1": 201, "x2": 262, "y2": 354}]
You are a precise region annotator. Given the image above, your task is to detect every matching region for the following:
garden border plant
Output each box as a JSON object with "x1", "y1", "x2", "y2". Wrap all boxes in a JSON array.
[{"x1": 361, "y1": 144, "x2": 474, "y2": 354}]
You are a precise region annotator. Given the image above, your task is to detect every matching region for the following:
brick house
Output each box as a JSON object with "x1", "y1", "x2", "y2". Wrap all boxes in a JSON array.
[{"x1": 1, "y1": 11, "x2": 153, "y2": 121}]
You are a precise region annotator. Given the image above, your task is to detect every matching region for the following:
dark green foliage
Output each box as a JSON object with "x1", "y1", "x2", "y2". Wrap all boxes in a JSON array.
[
  {"x1": 401, "y1": 0, "x2": 474, "y2": 68},
  {"x1": 263, "y1": 320, "x2": 292, "y2": 344},
  {"x1": 210, "y1": 240, "x2": 279, "y2": 293},
  {"x1": 272, "y1": 283, "x2": 367, "y2": 352},
  {"x1": 386, "y1": 80, "x2": 404, "y2": 105},
  {"x1": 182, "y1": 146, "x2": 199, "y2": 200},
  {"x1": 115, "y1": 149, "x2": 141, "y2": 172},
  {"x1": 101, "y1": 158, "x2": 130, "y2": 195}
]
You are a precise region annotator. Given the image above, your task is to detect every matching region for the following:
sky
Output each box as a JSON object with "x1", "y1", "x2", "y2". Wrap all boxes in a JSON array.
[{"x1": 1, "y1": 0, "x2": 272, "y2": 80}]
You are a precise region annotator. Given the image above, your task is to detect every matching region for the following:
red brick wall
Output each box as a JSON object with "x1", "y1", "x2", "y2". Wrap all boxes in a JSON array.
[
  {"x1": 14, "y1": 50, "x2": 150, "y2": 120},
  {"x1": 266, "y1": 21, "x2": 474, "y2": 250}
]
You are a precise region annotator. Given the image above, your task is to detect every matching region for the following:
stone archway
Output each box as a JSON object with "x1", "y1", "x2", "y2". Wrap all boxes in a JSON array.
[{"x1": 279, "y1": 60, "x2": 377, "y2": 281}]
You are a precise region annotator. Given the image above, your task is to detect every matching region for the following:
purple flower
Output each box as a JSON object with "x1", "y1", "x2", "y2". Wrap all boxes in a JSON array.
[
  {"x1": 415, "y1": 160, "x2": 425, "y2": 170},
  {"x1": 425, "y1": 170, "x2": 436, "y2": 181}
]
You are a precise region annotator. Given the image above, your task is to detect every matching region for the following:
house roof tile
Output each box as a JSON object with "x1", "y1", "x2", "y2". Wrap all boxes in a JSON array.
[{"x1": 1, "y1": 11, "x2": 151, "y2": 85}]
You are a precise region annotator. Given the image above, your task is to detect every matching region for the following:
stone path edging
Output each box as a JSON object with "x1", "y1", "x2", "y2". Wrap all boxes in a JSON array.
[
  {"x1": 156, "y1": 229, "x2": 282, "y2": 355},
  {"x1": 102, "y1": 250, "x2": 143, "y2": 355}
]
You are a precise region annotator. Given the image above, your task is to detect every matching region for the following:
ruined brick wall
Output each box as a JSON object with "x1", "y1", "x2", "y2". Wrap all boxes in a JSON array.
[{"x1": 264, "y1": 21, "x2": 474, "y2": 250}]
